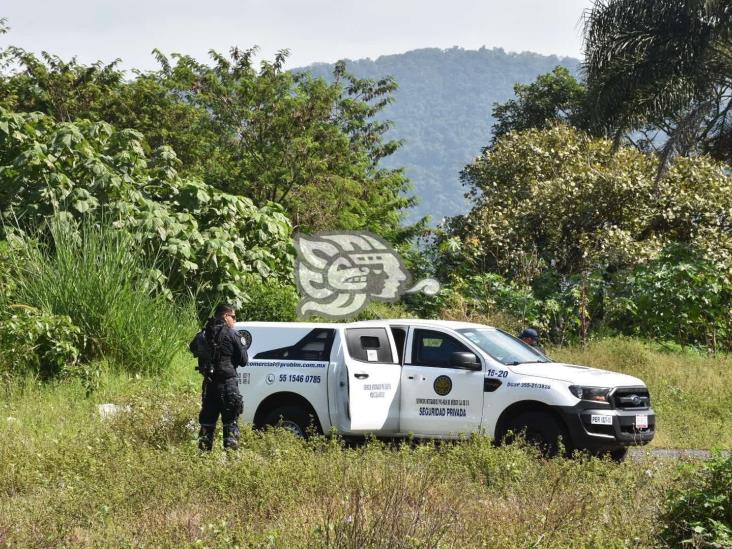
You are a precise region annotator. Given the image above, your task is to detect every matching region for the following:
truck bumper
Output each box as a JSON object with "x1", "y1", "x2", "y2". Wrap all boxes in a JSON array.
[{"x1": 556, "y1": 405, "x2": 656, "y2": 451}]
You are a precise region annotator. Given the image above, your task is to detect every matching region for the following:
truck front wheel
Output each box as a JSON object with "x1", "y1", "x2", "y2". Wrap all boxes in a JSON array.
[
  {"x1": 261, "y1": 405, "x2": 320, "y2": 438},
  {"x1": 499, "y1": 411, "x2": 569, "y2": 457}
]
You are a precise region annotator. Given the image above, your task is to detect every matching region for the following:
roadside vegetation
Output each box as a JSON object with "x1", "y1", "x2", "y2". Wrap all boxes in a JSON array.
[{"x1": 0, "y1": 353, "x2": 727, "y2": 548}]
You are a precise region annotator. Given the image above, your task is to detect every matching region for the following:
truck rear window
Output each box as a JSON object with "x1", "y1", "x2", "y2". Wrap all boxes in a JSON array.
[{"x1": 254, "y1": 328, "x2": 335, "y2": 361}]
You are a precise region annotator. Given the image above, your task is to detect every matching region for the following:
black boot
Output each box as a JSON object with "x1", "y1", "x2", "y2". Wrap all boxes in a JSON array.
[
  {"x1": 198, "y1": 425, "x2": 216, "y2": 451},
  {"x1": 223, "y1": 421, "x2": 240, "y2": 450}
]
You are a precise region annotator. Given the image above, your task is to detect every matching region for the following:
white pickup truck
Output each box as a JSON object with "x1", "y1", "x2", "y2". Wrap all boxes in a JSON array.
[{"x1": 235, "y1": 319, "x2": 655, "y2": 457}]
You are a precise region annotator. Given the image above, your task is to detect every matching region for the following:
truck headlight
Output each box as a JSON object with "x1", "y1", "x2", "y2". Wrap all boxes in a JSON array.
[{"x1": 569, "y1": 386, "x2": 611, "y2": 403}]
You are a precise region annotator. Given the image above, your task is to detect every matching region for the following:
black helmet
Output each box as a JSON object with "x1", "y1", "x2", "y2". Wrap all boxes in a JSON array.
[{"x1": 519, "y1": 328, "x2": 539, "y2": 340}]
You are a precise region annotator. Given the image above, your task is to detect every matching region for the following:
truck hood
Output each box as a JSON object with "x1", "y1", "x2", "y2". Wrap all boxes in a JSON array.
[{"x1": 510, "y1": 362, "x2": 646, "y2": 387}]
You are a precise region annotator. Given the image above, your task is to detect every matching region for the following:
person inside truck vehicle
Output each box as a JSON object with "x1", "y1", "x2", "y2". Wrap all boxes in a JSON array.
[{"x1": 518, "y1": 328, "x2": 546, "y2": 355}]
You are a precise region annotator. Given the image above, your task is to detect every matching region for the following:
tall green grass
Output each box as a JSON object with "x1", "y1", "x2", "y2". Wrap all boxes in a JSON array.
[{"x1": 5, "y1": 217, "x2": 195, "y2": 374}]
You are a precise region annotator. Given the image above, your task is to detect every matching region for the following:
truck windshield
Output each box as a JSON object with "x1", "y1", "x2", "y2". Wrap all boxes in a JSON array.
[{"x1": 457, "y1": 328, "x2": 549, "y2": 366}]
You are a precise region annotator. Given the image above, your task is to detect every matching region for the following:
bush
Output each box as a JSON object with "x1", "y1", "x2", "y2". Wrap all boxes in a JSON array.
[
  {"x1": 611, "y1": 245, "x2": 732, "y2": 351},
  {"x1": 421, "y1": 273, "x2": 593, "y2": 344},
  {"x1": 660, "y1": 454, "x2": 732, "y2": 548},
  {"x1": 236, "y1": 281, "x2": 299, "y2": 322},
  {"x1": 0, "y1": 306, "x2": 81, "y2": 380},
  {"x1": 0, "y1": 108, "x2": 294, "y2": 308},
  {"x1": 5, "y1": 217, "x2": 193, "y2": 374}
]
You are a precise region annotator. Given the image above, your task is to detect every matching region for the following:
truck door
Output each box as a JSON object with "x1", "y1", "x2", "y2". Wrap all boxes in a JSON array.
[
  {"x1": 342, "y1": 327, "x2": 401, "y2": 433},
  {"x1": 400, "y1": 327, "x2": 484, "y2": 436}
]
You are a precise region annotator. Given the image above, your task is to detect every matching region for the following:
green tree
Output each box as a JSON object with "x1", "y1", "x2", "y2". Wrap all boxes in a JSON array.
[
  {"x1": 0, "y1": 40, "x2": 417, "y2": 238},
  {"x1": 491, "y1": 66, "x2": 589, "y2": 144},
  {"x1": 583, "y1": 0, "x2": 732, "y2": 165},
  {"x1": 612, "y1": 245, "x2": 732, "y2": 349},
  {"x1": 442, "y1": 125, "x2": 732, "y2": 282},
  {"x1": 0, "y1": 107, "x2": 294, "y2": 307}
]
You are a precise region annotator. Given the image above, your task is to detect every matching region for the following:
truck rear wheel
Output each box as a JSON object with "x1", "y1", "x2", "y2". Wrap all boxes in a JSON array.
[
  {"x1": 261, "y1": 405, "x2": 320, "y2": 438},
  {"x1": 500, "y1": 411, "x2": 569, "y2": 457}
]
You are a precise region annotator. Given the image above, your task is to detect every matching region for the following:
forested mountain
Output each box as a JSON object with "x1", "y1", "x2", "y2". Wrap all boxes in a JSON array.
[{"x1": 303, "y1": 48, "x2": 580, "y2": 223}]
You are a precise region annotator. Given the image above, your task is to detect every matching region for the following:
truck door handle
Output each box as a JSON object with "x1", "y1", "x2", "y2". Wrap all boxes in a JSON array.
[{"x1": 354, "y1": 373, "x2": 369, "y2": 380}]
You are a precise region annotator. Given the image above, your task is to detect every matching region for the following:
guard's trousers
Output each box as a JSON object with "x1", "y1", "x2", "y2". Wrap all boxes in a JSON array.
[{"x1": 198, "y1": 377, "x2": 243, "y2": 450}]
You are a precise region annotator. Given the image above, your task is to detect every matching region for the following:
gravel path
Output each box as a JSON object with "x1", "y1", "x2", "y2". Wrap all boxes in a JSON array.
[{"x1": 629, "y1": 448, "x2": 729, "y2": 460}]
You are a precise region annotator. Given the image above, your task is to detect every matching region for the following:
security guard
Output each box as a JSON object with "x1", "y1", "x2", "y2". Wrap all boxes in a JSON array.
[
  {"x1": 518, "y1": 328, "x2": 547, "y2": 355},
  {"x1": 190, "y1": 303, "x2": 247, "y2": 450}
]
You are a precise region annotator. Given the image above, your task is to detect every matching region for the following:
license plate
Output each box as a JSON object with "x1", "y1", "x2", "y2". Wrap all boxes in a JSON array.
[
  {"x1": 591, "y1": 415, "x2": 613, "y2": 425},
  {"x1": 635, "y1": 415, "x2": 648, "y2": 429}
]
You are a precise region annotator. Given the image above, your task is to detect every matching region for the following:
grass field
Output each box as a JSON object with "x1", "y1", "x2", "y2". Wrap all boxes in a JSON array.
[
  {"x1": 551, "y1": 338, "x2": 732, "y2": 449},
  {"x1": 1, "y1": 338, "x2": 729, "y2": 547}
]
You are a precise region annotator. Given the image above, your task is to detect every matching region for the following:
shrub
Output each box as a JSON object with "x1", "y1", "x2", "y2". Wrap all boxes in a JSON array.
[
  {"x1": 0, "y1": 306, "x2": 81, "y2": 379},
  {"x1": 0, "y1": 108, "x2": 294, "y2": 308},
  {"x1": 660, "y1": 454, "x2": 732, "y2": 548},
  {"x1": 611, "y1": 245, "x2": 732, "y2": 351},
  {"x1": 236, "y1": 281, "x2": 299, "y2": 322}
]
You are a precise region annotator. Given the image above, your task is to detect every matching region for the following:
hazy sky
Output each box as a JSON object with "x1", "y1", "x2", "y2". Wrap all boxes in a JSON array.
[{"x1": 2, "y1": 0, "x2": 591, "y2": 70}]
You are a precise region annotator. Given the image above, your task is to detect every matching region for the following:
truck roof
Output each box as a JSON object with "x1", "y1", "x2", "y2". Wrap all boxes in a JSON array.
[
  {"x1": 349, "y1": 319, "x2": 498, "y2": 330},
  {"x1": 234, "y1": 319, "x2": 499, "y2": 331}
]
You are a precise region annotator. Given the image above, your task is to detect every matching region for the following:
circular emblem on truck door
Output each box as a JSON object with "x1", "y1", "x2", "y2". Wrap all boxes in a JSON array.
[
  {"x1": 433, "y1": 375, "x2": 452, "y2": 396},
  {"x1": 238, "y1": 330, "x2": 252, "y2": 349}
]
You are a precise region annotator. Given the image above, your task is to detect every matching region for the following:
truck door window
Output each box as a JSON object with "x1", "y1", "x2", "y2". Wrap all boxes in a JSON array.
[
  {"x1": 345, "y1": 328, "x2": 394, "y2": 363},
  {"x1": 411, "y1": 329, "x2": 471, "y2": 368},
  {"x1": 254, "y1": 328, "x2": 335, "y2": 361}
]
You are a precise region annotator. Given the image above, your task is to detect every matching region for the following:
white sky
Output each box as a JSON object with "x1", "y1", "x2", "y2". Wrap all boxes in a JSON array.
[{"x1": 1, "y1": 0, "x2": 591, "y2": 70}]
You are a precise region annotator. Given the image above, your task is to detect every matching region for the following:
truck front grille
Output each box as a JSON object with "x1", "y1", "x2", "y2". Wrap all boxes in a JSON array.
[{"x1": 612, "y1": 388, "x2": 651, "y2": 410}]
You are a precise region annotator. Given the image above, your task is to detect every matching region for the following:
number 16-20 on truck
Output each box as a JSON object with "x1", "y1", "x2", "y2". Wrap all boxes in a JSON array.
[{"x1": 235, "y1": 319, "x2": 655, "y2": 457}]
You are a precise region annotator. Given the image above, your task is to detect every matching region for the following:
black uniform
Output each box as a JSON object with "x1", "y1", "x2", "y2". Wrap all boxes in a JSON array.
[{"x1": 189, "y1": 318, "x2": 247, "y2": 450}]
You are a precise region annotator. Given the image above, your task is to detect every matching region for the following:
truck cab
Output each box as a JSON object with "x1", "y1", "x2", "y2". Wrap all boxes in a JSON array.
[{"x1": 237, "y1": 319, "x2": 655, "y2": 456}]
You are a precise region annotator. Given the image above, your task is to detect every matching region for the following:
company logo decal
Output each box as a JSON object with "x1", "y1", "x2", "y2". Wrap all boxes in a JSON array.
[
  {"x1": 237, "y1": 330, "x2": 252, "y2": 349},
  {"x1": 433, "y1": 375, "x2": 453, "y2": 396}
]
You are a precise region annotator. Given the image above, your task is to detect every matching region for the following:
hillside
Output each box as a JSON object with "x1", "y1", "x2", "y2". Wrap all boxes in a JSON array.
[{"x1": 303, "y1": 47, "x2": 581, "y2": 224}]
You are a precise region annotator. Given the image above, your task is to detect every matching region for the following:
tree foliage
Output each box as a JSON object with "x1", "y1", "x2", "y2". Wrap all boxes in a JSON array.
[
  {"x1": 446, "y1": 125, "x2": 732, "y2": 280},
  {"x1": 491, "y1": 66, "x2": 589, "y2": 144},
  {"x1": 614, "y1": 246, "x2": 732, "y2": 349},
  {"x1": 583, "y1": 0, "x2": 732, "y2": 164},
  {"x1": 0, "y1": 107, "x2": 294, "y2": 306},
  {"x1": 439, "y1": 124, "x2": 732, "y2": 347},
  {"x1": 0, "y1": 44, "x2": 416, "y2": 238}
]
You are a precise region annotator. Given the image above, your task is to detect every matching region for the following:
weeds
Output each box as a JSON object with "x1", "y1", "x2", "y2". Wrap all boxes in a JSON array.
[
  {"x1": 0, "y1": 340, "x2": 729, "y2": 547},
  {"x1": 4, "y1": 216, "x2": 195, "y2": 374}
]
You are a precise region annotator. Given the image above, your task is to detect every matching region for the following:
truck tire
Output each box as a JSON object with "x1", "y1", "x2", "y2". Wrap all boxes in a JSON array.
[
  {"x1": 608, "y1": 447, "x2": 628, "y2": 462},
  {"x1": 261, "y1": 405, "x2": 320, "y2": 438},
  {"x1": 500, "y1": 411, "x2": 569, "y2": 457}
]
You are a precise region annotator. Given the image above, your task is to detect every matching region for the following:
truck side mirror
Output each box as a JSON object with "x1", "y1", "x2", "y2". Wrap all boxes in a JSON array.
[{"x1": 450, "y1": 351, "x2": 481, "y2": 370}]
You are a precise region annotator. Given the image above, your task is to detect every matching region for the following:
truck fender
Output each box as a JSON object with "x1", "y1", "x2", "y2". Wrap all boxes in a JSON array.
[
  {"x1": 493, "y1": 400, "x2": 572, "y2": 449},
  {"x1": 253, "y1": 391, "x2": 323, "y2": 434}
]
